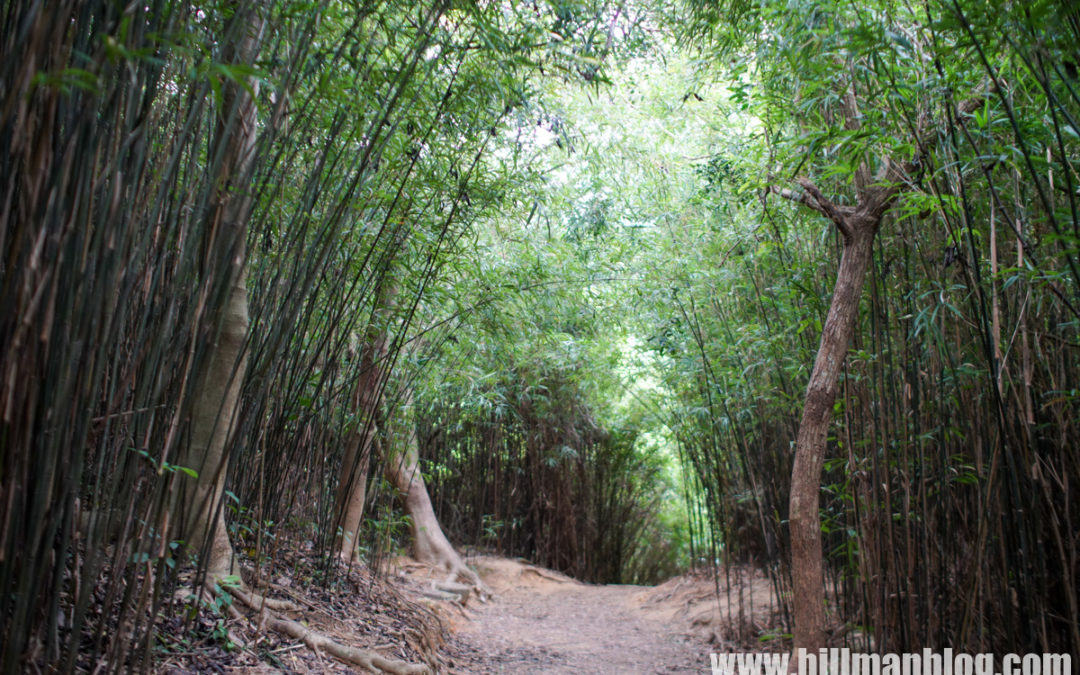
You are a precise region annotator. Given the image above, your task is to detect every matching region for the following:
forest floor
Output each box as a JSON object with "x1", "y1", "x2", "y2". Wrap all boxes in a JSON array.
[
  {"x1": 162, "y1": 552, "x2": 783, "y2": 674},
  {"x1": 402, "y1": 555, "x2": 782, "y2": 674}
]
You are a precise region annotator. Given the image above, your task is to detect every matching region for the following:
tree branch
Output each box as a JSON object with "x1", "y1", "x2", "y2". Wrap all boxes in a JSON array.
[
  {"x1": 841, "y1": 84, "x2": 874, "y2": 193},
  {"x1": 765, "y1": 184, "x2": 829, "y2": 216},
  {"x1": 796, "y1": 177, "x2": 853, "y2": 239}
]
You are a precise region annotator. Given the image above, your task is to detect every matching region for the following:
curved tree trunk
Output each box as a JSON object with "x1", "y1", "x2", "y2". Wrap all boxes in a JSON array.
[
  {"x1": 789, "y1": 212, "x2": 877, "y2": 653},
  {"x1": 384, "y1": 388, "x2": 481, "y2": 587},
  {"x1": 331, "y1": 278, "x2": 477, "y2": 584},
  {"x1": 782, "y1": 87, "x2": 981, "y2": 658},
  {"x1": 783, "y1": 174, "x2": 899, "y2": 655}
]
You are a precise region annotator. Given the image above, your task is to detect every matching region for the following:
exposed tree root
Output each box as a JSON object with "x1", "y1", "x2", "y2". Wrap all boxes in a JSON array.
[
  {"x1": 442, "y1": 560, "x2": 490, "y2": 598},
  {"x1": 520, "y1": 566, "x2": 572, "y2": 584},
  {"x1": 434, "y1": 580, "x2": 474, "y2": 600},
  {"x1": 387, "y1": 387, "x2": 491, "y2": 602},
  {"x1": 203, "y1": 578, "x2": 430, "y2": 674},
  {"x1": 227, "y1": 586, "x2": 300, "y2": 613},
  {"x1": 262, "y1": 613, "x2": 429, "y2": 675}
]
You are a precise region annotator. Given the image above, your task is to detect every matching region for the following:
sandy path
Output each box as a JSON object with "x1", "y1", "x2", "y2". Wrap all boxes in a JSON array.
[{"x1": 443, "y1": 558, "x2": 715, "y2": 674}]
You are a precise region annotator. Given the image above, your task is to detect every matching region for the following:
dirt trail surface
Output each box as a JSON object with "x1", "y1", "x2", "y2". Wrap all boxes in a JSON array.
[
  {"x1": 169, "y1": 553, "x2": 778, "y2": 674},
  {"x1": 402, "y1": 556, "x2": 777, "y2": 674}
]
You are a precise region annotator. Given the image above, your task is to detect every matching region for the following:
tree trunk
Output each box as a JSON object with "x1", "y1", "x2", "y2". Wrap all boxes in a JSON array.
[
  {"x1": 180, "y1": 7, "x2": 262, "y2": 584},
  {"x1": 385, "y1": 387, "x2": 481, "y2": 587},
  {"x1": 789, "y1": 213, "x2": 878, "y2": 652},
  {"x1": 183, "y1": 269, "x2": 250, "y2": 581},
  {"x1": 783, "y1": 173, "x2": 899, "y2": 655},
  {"x1": 783, "y1": 91, "x2": 979, "y2": 655},
  {"x1": 333, "y1": 335, "x2": 387, "y2": 561}
]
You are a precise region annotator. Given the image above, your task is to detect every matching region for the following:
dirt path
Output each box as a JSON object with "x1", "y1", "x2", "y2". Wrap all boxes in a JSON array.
[
  {"x1": 437, "y1": 557, "x2": 735, "y2": 674},
  {"x1": 214, "y1": 554, "x2": 778, "y2": 674}
]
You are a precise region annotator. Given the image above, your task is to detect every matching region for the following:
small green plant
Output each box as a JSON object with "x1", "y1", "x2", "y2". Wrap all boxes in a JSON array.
[
  {"x1": 179, "y1": 574, "x2": 243, "y2": 652},
  {"x1": 369, "y1": 506, "x2": 412, "y2": 557},
  {"x1": 207, "y1": 576, "x2": 242, "y2": 650},
  {"x1": 224, "y1": 491, "x2": 275, "y2": 562},
  {"x1": 129, "y1": 446, "x2": 198, "y2": 478},
  {"x1": 480, "y1": 513, "x2": 504, "y2": 548}
]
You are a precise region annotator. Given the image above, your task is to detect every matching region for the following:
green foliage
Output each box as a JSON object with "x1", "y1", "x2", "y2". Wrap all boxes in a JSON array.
[
  {"x1": 1, "y1": 0, "x2": 633, "y2": 668},
  {"x1": 4, "y1": 0, "x2": 1079, "y2": 667},
  {"x1": 654, "y1": 0, "x2": 1080, "y2": 654}
]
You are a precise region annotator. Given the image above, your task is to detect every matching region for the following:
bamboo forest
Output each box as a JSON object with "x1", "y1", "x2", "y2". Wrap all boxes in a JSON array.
[{"x1": 2, "y1": 0, "x2": 1078, "y2": 673}]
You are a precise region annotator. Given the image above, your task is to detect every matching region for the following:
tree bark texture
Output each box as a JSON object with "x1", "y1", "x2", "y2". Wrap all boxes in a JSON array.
[
  {"x1": 784, "y1": 92, "x2": 978, "y2": 653},
  {"x1": 789, "y1": 214, "x2": 877, "y2": 652},
  {"x1": 184, "y1": 269, "x2": 250, "y2": 580},
  {"x1": 333, "y1": 335, "x2": 387, "y2": 560},
  {"x1": 180, "y1": 7, "x2": 261, "y2": 582},
  {"x1": 784, "y1": 173, "x2": 900, "y2": 655},
  {"x1": 384, "y1": 388, "x2": 480, "y2": 585}
]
